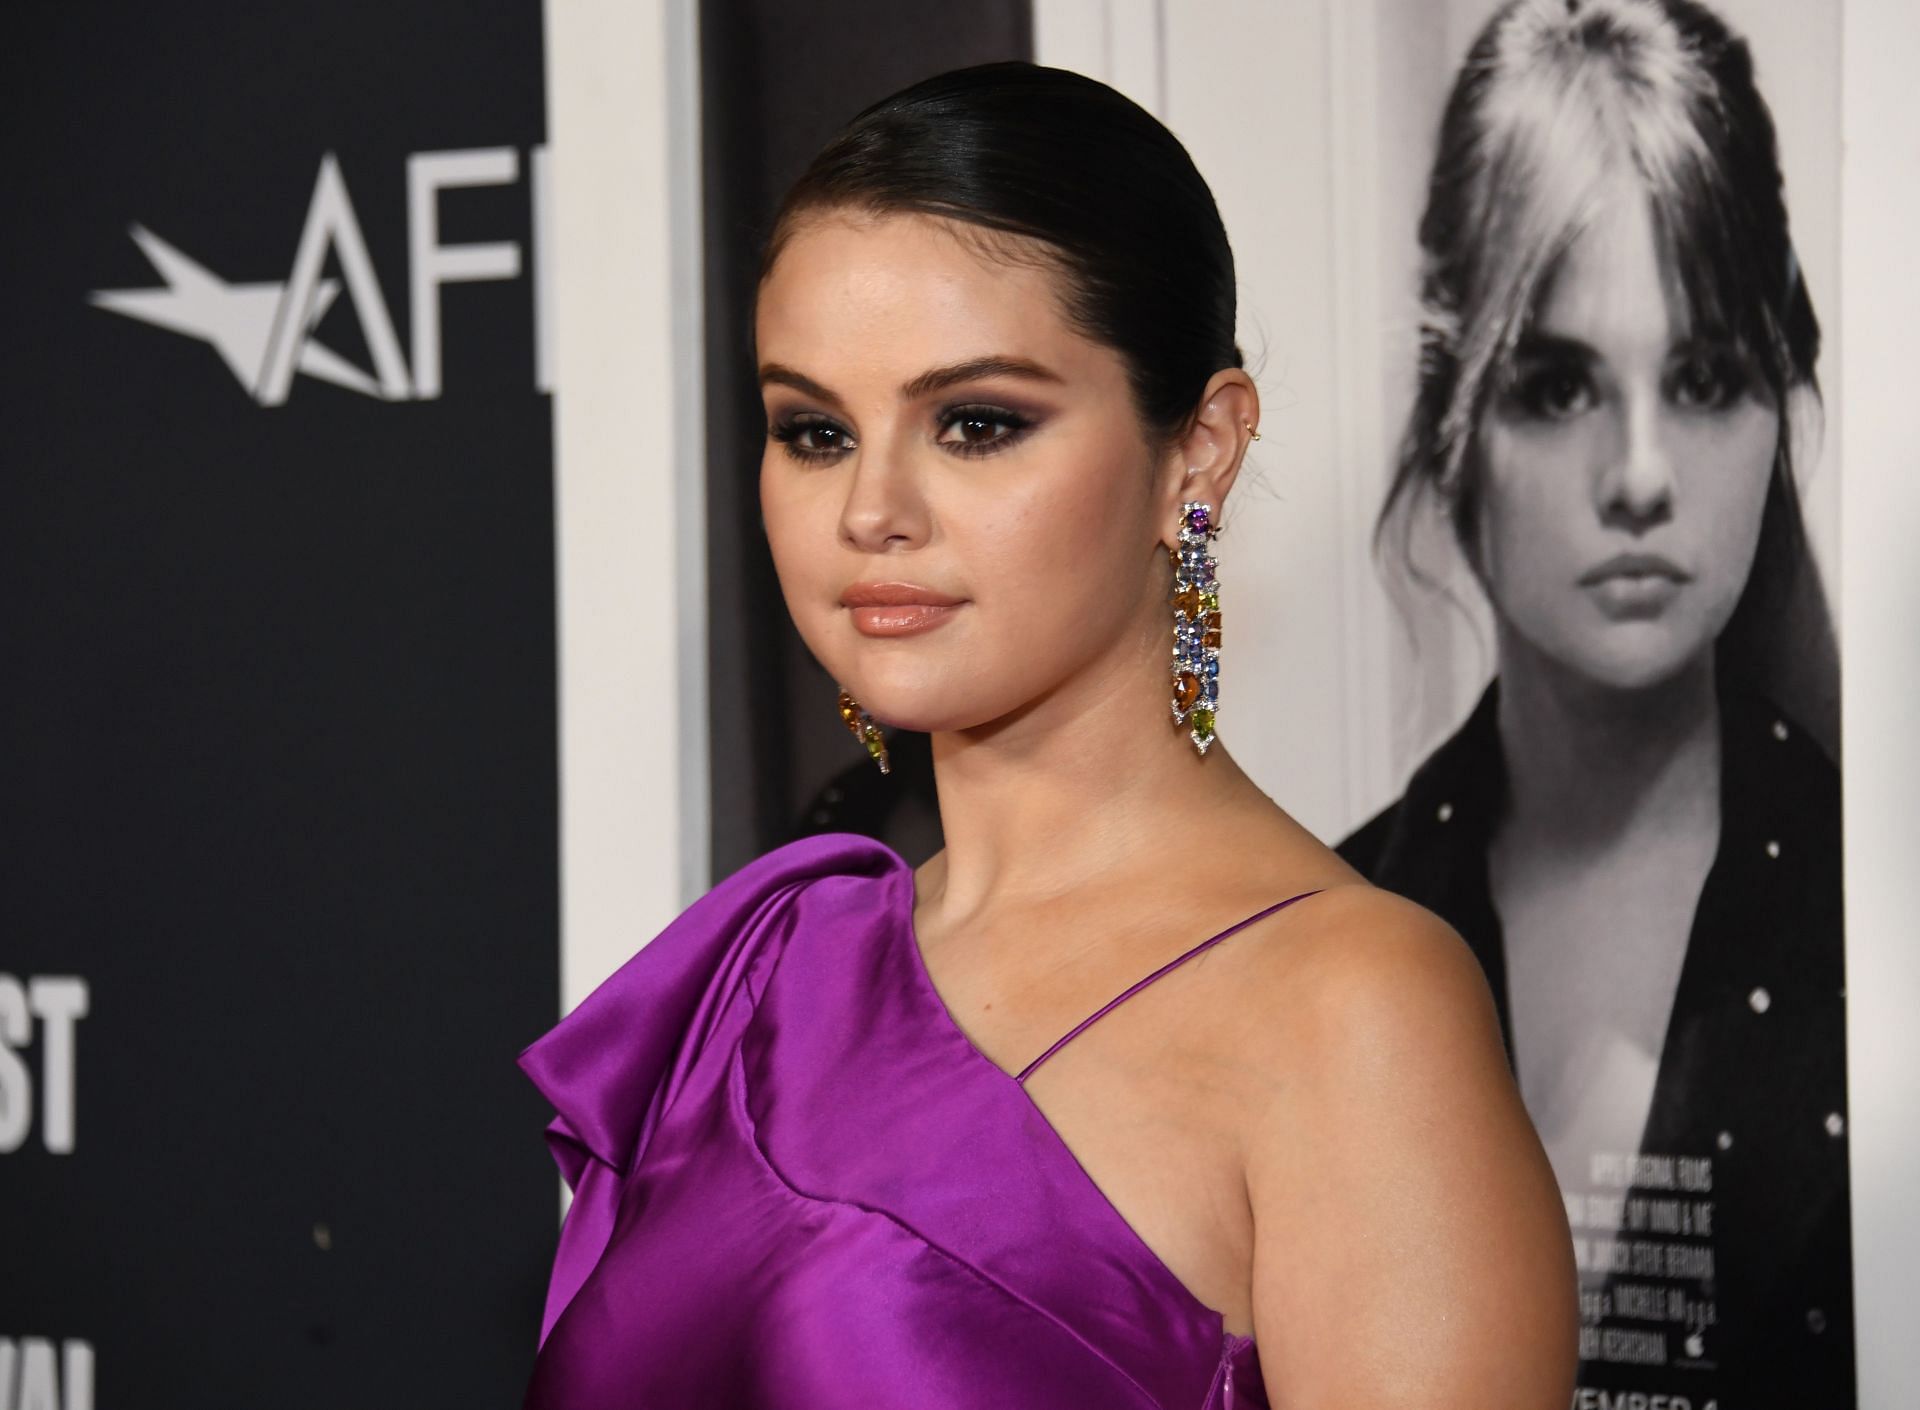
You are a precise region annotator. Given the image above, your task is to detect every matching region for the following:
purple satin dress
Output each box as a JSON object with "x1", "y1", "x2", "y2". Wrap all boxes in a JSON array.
[{"x1": 518, "y1": 833, "x2": 1317, "y2": 1408}]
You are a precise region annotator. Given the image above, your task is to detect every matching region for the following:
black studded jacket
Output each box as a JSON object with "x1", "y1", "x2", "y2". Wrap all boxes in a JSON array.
[{"x1": 1339, "y1": 679, "x2": 1853, "y2": 1406}]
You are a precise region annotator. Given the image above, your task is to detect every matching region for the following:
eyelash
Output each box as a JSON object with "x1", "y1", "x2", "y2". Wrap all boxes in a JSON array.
[
  {"x1": 1667, "y1": 351, "x2": 1751, "y2": 411},
  {"x1": 1505, "y1": 364, "x2": 1594, "y2": 421},
  {"x1": 1502, "y1": 349, "x2": 1753, "y2": 422},
  {"x1": 768, "y1": 413, "x2": 852, "y2": 462},
  {"x1": 766, "y1": 404, "x2": 1036, "y2": 464}
]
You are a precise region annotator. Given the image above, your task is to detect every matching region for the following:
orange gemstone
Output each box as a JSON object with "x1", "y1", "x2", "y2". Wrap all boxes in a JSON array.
[
  {"x1": 1204, "y1": 623, "x2": 1222, "y2": 649},
  {"x1": 1172, "y1": 585, "x2": 1202, "y2": 619},
  {"x1": 1174, "y1": 671, "x2": 1201, "y2": 711}
]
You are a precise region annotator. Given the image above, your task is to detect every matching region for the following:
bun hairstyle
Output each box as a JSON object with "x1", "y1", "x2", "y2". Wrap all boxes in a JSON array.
[
  {"x1": 760, "y1": 61, "x2": 1242, "y2": 446},
  {"x1": 1379, "y1": 0, "x2": 1834, "y2": 722}
]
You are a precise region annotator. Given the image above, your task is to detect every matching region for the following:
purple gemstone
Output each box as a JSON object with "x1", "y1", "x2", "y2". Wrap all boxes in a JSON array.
[{"x1": 1189, "y1": 506, "x2": 1210, "y2": 533}]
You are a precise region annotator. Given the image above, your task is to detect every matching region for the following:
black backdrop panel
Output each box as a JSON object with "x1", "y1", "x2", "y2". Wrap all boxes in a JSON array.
[
  {"x1": 701, "y1": 0, "x2": 1032, "y2": 880},
  {"x1": 2, "y1": 5, "x2": 556, "y2": 1406}
]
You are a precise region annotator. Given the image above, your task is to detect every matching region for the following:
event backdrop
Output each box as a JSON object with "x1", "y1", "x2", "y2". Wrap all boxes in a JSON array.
[
  {"x1": 5, "y1": 0, "x2": 1883, "y2": 1406},
  {"x1": 3, "y1": 4, "x2": 558, "y2": 1405}
]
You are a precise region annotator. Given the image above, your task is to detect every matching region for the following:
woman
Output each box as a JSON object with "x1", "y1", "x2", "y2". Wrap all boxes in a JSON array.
[
  {"x1": 520, "y1": 63, "x2": 1574, "y2": 1408},
  {"x1": 1339, "y1": 1, "x2": 1850, "y2": 1404}
]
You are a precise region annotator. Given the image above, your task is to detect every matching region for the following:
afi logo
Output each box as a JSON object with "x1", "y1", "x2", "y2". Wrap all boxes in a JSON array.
[{"x1": 90, "y1": 147, "x2": 551, "y2": 405}]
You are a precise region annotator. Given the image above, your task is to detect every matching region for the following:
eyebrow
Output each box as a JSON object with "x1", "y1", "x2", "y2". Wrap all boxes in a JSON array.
[
  {"x1": 1513, "y1": 328, "x2": 1745, "y2": 366},
  {"x1": 900, "y1": 356, "x2": 1064, "y2": 399},
  {"x1": 757, "y1": 355, "x2": 1065, "y2": 408},
  {"x1": 1510, "y1": 332, "x2": 1597, "y2": 364}
]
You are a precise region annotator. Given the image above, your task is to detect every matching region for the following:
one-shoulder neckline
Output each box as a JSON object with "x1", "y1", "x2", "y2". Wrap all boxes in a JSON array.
[{"x1": 871, "y1": 838, "x2": 1260, "y2": 1356}]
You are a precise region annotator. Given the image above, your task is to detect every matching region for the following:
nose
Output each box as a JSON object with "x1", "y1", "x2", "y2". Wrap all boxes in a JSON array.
[
  {"x1": 1598, "y1": 392, "x2": 1676, "y2": 531},
  {"x1": 837, "y1": 434, "x2": 929, "y2": 554}
]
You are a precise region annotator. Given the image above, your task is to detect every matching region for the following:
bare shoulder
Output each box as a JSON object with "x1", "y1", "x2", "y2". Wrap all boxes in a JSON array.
[
  {"x1": 1305, "y1": 887, "x2": 1497, "y2": 1045},
  {"x1": 1270, "y1": 880, "x2": 1485, "y2": 977},
  {"x1": 1235, "y1": 881, "x2": 1578, "y2": 1409},
  {"x1": 1217, "y1": 879, "x2": 1523, "y2": 1185},
  {"x1": 1242, "y1": 881, "x2": 1502, "y2": 1067}
]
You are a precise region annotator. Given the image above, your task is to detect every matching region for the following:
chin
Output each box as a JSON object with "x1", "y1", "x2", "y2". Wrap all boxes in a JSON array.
[
  {"x1": 834, "y1": 671, "x2": 991, "y2": 734},
  {"x1": 855, "y1": 699, "x2": 993, "y2": 735},
  {"x1": 1556, "y1": 625, "x2": 1716, "y2": 695},
  {"x1": 848, "y1": 663, "x2": 1050, "y2": 737}
]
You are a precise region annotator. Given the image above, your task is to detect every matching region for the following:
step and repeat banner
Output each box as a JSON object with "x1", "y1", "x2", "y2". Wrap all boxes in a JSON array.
[{"x1": 3, "y1": 4, "x2": 558, "y2": 1406}]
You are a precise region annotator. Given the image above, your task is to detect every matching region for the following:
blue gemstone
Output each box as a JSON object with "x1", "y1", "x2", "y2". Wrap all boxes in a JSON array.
[{"x1": 1206, "y1": 658, "x2": 1219, "y2": 677}]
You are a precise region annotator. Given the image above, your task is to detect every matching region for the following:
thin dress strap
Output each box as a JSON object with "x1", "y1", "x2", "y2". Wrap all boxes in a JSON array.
[{"x1": 1013, "y1": 889, "x2": 1325, "y2": 1084}]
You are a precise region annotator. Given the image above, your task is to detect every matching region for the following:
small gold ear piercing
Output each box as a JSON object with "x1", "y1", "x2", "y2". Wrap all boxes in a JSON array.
[{"x1": 1245, "y1": 422, "x2": 1262, "y2": 442}]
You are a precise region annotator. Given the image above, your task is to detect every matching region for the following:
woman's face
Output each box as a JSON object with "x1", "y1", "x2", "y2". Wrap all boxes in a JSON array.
[
  {"x1": 1473, "y1": 192, "x2": 1779, "y2": 693},
  {"x1": 756, "y1": 211, "x2": 1169, "y2": 734}
]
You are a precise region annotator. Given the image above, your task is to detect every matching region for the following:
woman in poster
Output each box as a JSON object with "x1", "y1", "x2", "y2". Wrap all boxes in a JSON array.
[{"x1": 1339, "y1": 0, "x2": 1850, "y2": 1402}]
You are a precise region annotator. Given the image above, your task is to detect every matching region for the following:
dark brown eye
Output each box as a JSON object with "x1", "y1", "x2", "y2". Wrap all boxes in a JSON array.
[
  {"x1": 945, "y1": 415, "x2": 1000, "y2": 444},
  {"x1": 795, "y1": 424, "x2": 848, "y2": 451},
  {"x1": 934, "y1": 404, "x2": 1033, "y2": 456},
  {"x1": 769, "y1": 414, "x2": 856, "y2": 461}
]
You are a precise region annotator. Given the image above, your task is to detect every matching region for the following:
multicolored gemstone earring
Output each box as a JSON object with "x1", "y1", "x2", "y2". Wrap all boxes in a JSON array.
[
  {"x1": 1168, "y1": 500, "x2": 1221, "y2": 756},
  {"x1": 837, "y1": 688, "x2": 891, "y2": 774}
]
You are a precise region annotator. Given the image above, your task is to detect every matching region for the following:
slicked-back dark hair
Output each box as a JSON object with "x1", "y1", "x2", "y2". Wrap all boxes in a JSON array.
[{"x1": 760, "y1": 61, "x2": 1241, "y2": 444}]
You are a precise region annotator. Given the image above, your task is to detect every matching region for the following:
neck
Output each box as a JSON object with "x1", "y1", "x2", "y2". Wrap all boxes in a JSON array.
[
  {"x1": 914, "y1": 610, "x2": 1274, "y2": 925},
  {"x1": 1493, "y1": 626, "x2": 1721, "y2": 851}
]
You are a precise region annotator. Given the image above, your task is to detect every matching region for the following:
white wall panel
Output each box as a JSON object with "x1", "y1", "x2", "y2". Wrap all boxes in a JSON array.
[
  {"x1": 1839, "y1": 0, "x2": 1920, "y2": 1400},
  {"x1": 544, "y1": 0, "x2": 707, "y2": 1016}
]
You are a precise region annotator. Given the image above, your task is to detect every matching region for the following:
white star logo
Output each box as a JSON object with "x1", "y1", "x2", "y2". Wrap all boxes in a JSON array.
[
  {"x1": 87, "y1": 153, "x2": 415, "y2": 406},
  {"x1": 89, "y1": 225, "x2": 385, "y2": 399}
]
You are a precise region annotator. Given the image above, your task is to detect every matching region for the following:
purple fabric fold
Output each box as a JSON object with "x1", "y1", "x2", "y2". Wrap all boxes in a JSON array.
[{"x1": 516, "y1": 833, "x2": 1269, "y2": 1408}]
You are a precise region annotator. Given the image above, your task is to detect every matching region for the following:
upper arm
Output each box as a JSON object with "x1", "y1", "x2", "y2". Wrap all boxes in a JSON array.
[{"x1": 1243, "y1": 885, "x2": 1577, "y2": 1409}]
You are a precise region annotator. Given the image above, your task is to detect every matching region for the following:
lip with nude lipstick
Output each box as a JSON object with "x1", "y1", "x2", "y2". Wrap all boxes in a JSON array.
[
  {"x1": 1578, "y1": 551, "x2": 1692, "y2": 618},
  {"x1": 840, "y1": 581, "x2": 968, "y2": 637}
]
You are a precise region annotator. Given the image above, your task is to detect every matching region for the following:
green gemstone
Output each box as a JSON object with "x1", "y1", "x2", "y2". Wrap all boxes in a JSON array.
[
  {"x1": 1190, "y1": 707, "x2": 1215, "y2": 737},
  {"x1": 1199, "y1": 590, "x2": 1219, "y2": 614}
]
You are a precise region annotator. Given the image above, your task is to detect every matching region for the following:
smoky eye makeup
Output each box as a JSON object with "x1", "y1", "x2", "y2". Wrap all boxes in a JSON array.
[
  {"x1": 767, "y1": 402, "x2": 1043, "y2": 464},
  {"x1": 933, "y1": 402, "x2": 1037, "y2": 457},
  {"x1": 768, "y1": 411, "x2": 857, "y2": 462}
]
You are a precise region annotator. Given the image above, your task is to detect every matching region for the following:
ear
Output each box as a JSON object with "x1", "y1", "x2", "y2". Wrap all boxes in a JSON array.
[{"x1": 1157, "y1": 369, "x2": 1260, "y2": 547}]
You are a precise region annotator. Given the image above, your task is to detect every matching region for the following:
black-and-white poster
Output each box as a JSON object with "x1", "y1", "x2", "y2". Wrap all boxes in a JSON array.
[{"x1": 1336, "y1": 1, "x2": 1850, "y2": 1403}]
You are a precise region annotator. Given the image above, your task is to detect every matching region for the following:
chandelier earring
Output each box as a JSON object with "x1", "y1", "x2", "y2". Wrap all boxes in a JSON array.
[
  {"x1": 837, "y1": 688, "x2": 891, "y2": 775},
  {"x1": 1167, "y1": 500, "x2": 1221, "y2": 756}
]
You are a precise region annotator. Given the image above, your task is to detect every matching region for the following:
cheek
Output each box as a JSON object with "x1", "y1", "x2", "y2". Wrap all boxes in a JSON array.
[
  {"x1": 952, "y1": 450, "x2": 1146, "y2": 629},
  {"x1": 1475, "y1": 422, "x2": 1592, "y2": 596},
  {"x1": 759, "y1": 460, "x2": 838, "y2": 620},
  {"x1": 1683, "y1": 409, "x2": 1778, "y2": 595}
]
